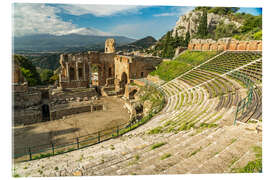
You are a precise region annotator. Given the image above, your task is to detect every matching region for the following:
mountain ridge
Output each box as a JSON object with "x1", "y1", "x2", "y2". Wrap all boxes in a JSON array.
[{"x1": 14, "y1": 33, "x2": 136, "y2": 53}]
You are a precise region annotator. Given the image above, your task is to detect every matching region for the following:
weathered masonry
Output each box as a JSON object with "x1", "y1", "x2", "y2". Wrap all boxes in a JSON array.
[
  {"x1": 59, "y1": 39, "x2": 116, "y2": 88},
  {"x1": 188, "y1": 38, "x2": 262, "y2": 51},
  {"x1": 114, "y1": 55, "x2": 162, "y2": 94},
  {"x1": 58, "y1": 38, "x2": 162, "y2": 96},
  {"x1": 13, "y1": 38, "x2": 162, "y2": 125}
]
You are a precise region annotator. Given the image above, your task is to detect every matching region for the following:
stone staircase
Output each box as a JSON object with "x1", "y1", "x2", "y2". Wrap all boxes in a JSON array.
[
  {"x1": 13, "y1": 51, "x2": 262, "y2": 177},
  {"x1": 14, "y1": 124, "x2": 261, "y2": 177},
  {"x1": 101, "y1": 85, "x2": 117, "y2": 96}
]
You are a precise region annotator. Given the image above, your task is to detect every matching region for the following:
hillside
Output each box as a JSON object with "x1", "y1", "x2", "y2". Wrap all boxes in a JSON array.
[
  {"x1": 150, "y1": 50, "x2": 219, "y2": 81},
  {"x1": 148, "y1": 7, "x2": 262, "y2": 59},
  {"x1": 13, "y1": 34, "x2": 136, "y2": 53},
  {"x1": 116, "y1": 36, "x2": 157, "y2": 52}
]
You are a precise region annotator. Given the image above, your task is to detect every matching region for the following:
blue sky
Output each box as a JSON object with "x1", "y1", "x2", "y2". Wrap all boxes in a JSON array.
[{"x1": 13, "y1": 4, "x2": 262, "y2": 40}]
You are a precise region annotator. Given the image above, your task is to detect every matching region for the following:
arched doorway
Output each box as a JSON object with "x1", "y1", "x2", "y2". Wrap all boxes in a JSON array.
[
  {"x1": 120, "y1": 72, "x2": 128, "y2": 93},
  {"x1": 129, "y1": 89, "x2": 137, "y2": 99},
  {"x1": 42, "y1": 104, "x2": 50, "y2": 121}
]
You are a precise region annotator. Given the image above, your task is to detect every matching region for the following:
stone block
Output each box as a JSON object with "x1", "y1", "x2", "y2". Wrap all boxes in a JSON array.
[
  {"x1": 237, "y1": 41, "x2": 248, "y2": 51},
  {"x1": 202, "y1": 43, "x2": 210, "y2": 51},
  {"x1": 258, "y1": 41, "x2": 262, "y2": 51},
  {"x1": 210, "y1": 44, "x2": 218, "y2": 51}
]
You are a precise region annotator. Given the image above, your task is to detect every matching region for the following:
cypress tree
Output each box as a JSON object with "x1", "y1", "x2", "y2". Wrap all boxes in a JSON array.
[
  {"x1": 185, "y1": 31, "x2": 190, "y2": 46},
  {"x1": 197, "y1": 10, "x2": 208, "y2": 38}
]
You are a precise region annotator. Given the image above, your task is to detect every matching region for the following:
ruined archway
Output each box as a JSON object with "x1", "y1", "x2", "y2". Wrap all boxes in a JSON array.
[
  {"x1": 120, "y1": 72, "x2": 128, "y2": 93},
  {"x1": 42, "y1": 104, "x2": 50, "y2": 121},
  {"x1": 129, "y1": 89, "x2": 137, "y2": 99}
]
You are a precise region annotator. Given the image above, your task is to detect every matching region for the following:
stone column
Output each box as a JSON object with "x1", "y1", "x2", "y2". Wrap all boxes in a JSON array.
[
  {"x1": 66, "y1": 62, "x2": 70, "y2": 82},
  {"x1": 83, "y1": 61, "x2": 86, "y2": 81},
  {"x1": 58, "y1": 73, "x2": 62, "y2": 82},
  {"x1": 88, "y1": 62, "x2": 92, "y2": 87},
  {"x1": 76, "y1": 61, "x2": 79, "y2": 81}
]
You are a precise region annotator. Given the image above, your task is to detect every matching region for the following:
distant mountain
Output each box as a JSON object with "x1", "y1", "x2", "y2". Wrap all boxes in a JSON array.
[
  {"x1": 55, "y1": 27, "x2": 113, "y2": 36},
  {"x1": 13, "y1": 33, "x2": 136, "y2": 53},
  {"x1": 116, "y1": 36, "x2": 157, "y2": 52}
]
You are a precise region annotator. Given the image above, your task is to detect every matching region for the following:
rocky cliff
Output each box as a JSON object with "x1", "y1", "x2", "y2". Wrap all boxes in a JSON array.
[{"x1": 172, "y1": 10, "x2": 242, "y2": 38}]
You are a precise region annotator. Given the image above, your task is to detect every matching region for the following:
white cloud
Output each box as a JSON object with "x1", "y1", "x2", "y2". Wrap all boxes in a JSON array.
[
  {"x1": 56, "y1": 4, "x2": 143, "y2": 16},
  {"x1": 153, "y1": 7, "x2": 194, "y2": 17},
  {"x1": 153, "y1": 12, "x2": 180, "y2": 17},
  {"x1": 13, "y1": 3, "x2": 77, "y2": 36}
]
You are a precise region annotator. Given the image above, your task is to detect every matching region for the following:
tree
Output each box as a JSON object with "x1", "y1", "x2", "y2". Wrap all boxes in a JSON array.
[
  {"x1": 214, "y1": 21, "x2": 238, "y2": 39},
  {"x1": 197, "y1": 10, "x2": 208, "y2": 38},
  {"x1": 184, "y1": 31, "x2": 191, "y2": 46},
  {"x1": 14, "y1": 55, "x2": 41, "y2": 86},
  {"x1": 39, "y1": 69, "x2": 54, "y2": 84},
  {"x1": 208, "y1": 7, "x2": 240, "y2": 15}
]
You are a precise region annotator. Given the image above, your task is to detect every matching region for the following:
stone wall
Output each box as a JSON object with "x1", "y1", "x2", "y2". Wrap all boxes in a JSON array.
[
  {"x1": 114, "y1": 55, "x2": 162, "y2": 93},
  {"x1": 50, "y1": 104, "x2": 103, "y2": 120},
  {"x1": 59, "y1": 50, "x2": 115, "y2": 88},
  {"x1": 50, "y1": 88, "x2": 98, "y2": 101},
  {"x1": 188, "y1": 38, "x2": 262, "y2": 51},
  {"x1": 13, "y1": 91, "x2": 42, "y2": 109},
  {"x1": 13, "y1": 108, "x2": 42, "y2": 126}
]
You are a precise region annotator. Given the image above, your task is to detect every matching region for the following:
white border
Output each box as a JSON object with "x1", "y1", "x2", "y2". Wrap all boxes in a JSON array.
[{"x1": 1, "y1": 0, "x2": 269, "y2": 180}]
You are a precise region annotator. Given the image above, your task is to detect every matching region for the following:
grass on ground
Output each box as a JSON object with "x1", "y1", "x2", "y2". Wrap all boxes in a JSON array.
[{"x1": 150, "y1": 51, "x2": 219, "y2": 81}]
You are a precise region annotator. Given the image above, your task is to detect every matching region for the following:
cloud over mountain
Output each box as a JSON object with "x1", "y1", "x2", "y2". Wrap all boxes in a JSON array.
[{"x1": 55, "y1": 27, "x2": 114, "y2": 36}]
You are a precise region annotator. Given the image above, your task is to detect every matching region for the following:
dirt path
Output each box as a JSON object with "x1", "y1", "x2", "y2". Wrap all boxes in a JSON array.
[{"x1": 13, "y1": 96, "x2": 130, "y2": 154}]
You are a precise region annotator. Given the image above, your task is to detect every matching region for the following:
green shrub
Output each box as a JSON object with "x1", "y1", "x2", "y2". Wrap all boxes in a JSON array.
[
  {"x1": 151, "y1": 142, "x2": 166, "y2": 150},
  {"x1": 148, "y1": 126, "x2": 163, "y2": 134},
  {"x1": 150, "y1": 51, "x2": 218, "y2": 81},
  {"x1": 253, "y1": 30, "x2": 262, "y2": 40},
  {"x1": 161, "y1": 153, "x2": 171, "y2": 160}
]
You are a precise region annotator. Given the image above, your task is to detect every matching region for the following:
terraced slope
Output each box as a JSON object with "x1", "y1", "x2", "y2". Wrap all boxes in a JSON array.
[{"x1": 13, "y1": 51, "x2": 262, "y2": 177}]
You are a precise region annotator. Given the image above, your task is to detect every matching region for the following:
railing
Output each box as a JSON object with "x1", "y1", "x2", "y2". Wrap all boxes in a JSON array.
[
  {"x1": 233, "y1": 72, "x2": 255, "y2": 125},
  {"x1": 13, "y1": 83, "x2": 165, "y2": 162}
]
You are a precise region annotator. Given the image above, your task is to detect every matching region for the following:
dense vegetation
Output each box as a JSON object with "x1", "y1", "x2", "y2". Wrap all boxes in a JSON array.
[
  {"x1": 27, "y1": 53, "x2": 61, "y2": 70},
  {"x1": 14, "y1": 54, "x2": 57, "y2": 86},
  {"x1": 14, "y1": 55, "x2": 41, "y2": 86},
  {"x1": 193, "y1": 7, "x2": 262, "y2": 40},
  {"x1": 146, "y1": 30, "x2": 190, "y2": 58},
  {"x1": 37, "y1": 68, "x2": 58, "y2": 85},
  {"x1": 150, "y1": 51, "x2": 218, "y2": 81}
]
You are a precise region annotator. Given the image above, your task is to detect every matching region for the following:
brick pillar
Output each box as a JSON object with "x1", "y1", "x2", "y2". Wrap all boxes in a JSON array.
[
  {"x1": 88, "y1": 62, "x2": 92, "y2": 86},
  {"x1": 83, "y1": 61, "x2": 86, "y2": 81},
  {"x1": 76, "y1": 62, "x2": 79, "y2": 81},
  {"x1": 66, "y1": 62, "x2": 70, "y2": 82}
]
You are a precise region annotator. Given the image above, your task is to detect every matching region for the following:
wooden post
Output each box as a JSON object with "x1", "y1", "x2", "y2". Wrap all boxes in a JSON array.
[
  {"x1": 51, "y1": 143, "x2": 54, "y2": 155},
  {"x1": 98, "y1": 132, "x2": 100, "y2": 143},
  {"x1": 28, "y1": 147, "x2": 32, "y2": 160},
  {"x1": 76, "y1": 137, "x2": 79, "y2": 149}
]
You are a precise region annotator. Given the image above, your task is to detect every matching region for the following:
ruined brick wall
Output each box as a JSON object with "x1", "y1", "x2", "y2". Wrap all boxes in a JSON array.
[
  {"x1": 105, "y1": 39, "x2": 115, "y2": 53},
  {"x1": 99, "y1": 53, "x2": 115, "y2": 86},
  {"x1": 188, "y1": 38, "x2": 262, "y2": 51},
  {"x1": 59, "y1": 50, "x2": 115, "y2": 88},
  {"x1": 114, "y1": 55, "x2": 131, "y2": 82},
  {"x1": 13, "y1": 91, "x2": 42, "y2": 109},
  {"x1": 50, "y1": 104, "x2": 103, "y2": 120},
  {"x1": 50, "y1": 88, "x2": 98, "y2": 100},
  {"x1": 129, "y1": 57, "x2": 161, "y2": 79},
  {"x1": 13, "y1": 109, "x2": 42, "y2": 125},
  {"x1": 13, "y1": 60, "x2": 25, "y2": 84}
]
